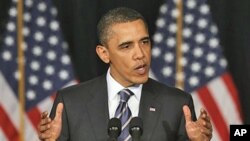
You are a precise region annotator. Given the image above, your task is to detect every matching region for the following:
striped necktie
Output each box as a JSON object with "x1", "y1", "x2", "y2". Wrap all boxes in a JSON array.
[{"x1": 115, "y1": 89, "x2": 134, "y2": 141}]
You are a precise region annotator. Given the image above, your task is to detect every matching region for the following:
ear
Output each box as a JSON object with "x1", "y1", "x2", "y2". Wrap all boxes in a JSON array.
[{"x1": 96, "y1": 45, "x2": 110, "y2": 64}]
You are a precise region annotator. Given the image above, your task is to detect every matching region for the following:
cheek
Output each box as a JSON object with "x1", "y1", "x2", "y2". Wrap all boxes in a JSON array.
[
  {"x1": 112, "y1": 54, "x2": 130, "y2": 64},
  {"x1": 144, "y1": 49, "x2": 151, "y2": 60},
  {"x1": 116, "y1": 60, "x2": 132, "y2": 75},
  {"x1": 111, "y1": 56, "x2": 128, "y2": 69},
  {"x1": 109, "y1": 52, "x2": 134, "y2": 70},
  {"x1": 118, "y1": 60, "x2": 131, "y2": 69},
  {"x1": 147, "y1": 47, "x2": 152, "y2": 54}
]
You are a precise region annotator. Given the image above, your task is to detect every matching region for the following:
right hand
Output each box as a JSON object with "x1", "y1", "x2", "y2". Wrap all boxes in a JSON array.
[
  {"x1": 183, "y1": 105, "x2": 212, "y2": 141},
  {"x1": 38, "y1": 103, "x2": 63, "y2": 141}
]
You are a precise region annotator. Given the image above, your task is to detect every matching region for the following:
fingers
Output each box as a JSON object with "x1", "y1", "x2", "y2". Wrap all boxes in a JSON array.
[
  {"x1": 38, "y1": 111, "x2": 52, "y2": 132},
  {"x1": 198, "y1": 108, "x2": 213, "y2": 140},
  {"x1": 198, "y1": 108, "x2": 212, "y2": 129},
  {"x1": 41, "y1": 111, "x2": 48, "y2": 118},
  {"x1": 200, "y1": 108, "x2": 209, "y2": 120},
  {"x1": 54, "y1": 103, "x2": 63, "y2": 121},
  {"x1": 183, "y1": 105, "x2": 192, "y2": 123},
  {"x1": 38, "y1": 130, "x2": 52, "y2": 140},
  {"x1": 39, "y1": 121, "x2": 51, "y2": 132},
  {"x1": 40, "y1": 117, "x2": 52, "y2": 127},
  {"x1": 38, "y1": 111, "x2": 52, "y2": 140},
  {"x1": 38, "y1": 117, "x2": 52, "y2": 140},
  {"x1": 199, "y1": 125, "x2": 213, "y2": 140},
  {"x1": 38, "y1": 103, "x2": 63, "y2": 140},
  {"x1": 199, "y1": 117, "x2": 212, "y2": 130},
  {"x1": 201, "y1": 126, "x2": 212, "y2": 136}
]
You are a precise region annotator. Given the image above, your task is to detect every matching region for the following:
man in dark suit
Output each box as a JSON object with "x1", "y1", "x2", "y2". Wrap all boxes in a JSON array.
[{"x1": 38, "y1": 7, "x2": 212, "y2": 141}]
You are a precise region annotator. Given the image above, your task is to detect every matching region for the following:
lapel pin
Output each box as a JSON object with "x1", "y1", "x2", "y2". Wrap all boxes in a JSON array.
[{"x1": 149, "y1": 107, "x2": 156, "y2": 112}]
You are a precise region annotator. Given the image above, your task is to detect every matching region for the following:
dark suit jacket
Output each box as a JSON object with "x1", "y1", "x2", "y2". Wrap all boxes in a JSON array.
[{"x1": 50, "y1": 74, "x2": 196, "y2": 141}]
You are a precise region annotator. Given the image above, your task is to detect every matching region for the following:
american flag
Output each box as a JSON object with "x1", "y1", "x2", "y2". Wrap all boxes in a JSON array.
[
  {"x1": 0, "y1": 0, "x2": 76, "y2": 140},
  {"x1": 150, "y1": 0, "x2": 242, "y2": 140}
]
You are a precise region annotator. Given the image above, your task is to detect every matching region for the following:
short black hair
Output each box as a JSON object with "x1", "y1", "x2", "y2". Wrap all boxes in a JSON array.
[{"x1": 97, "y1": 7, "x2": 148, "y2": 46}]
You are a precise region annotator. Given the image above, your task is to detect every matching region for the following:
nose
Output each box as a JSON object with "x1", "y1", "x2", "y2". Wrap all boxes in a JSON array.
[{"x1": 133, "y1": 44, "x2": 145, "y2": 60}]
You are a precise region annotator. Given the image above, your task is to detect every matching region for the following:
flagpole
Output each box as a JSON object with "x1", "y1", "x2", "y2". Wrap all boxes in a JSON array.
[
  {"x1": 17, "y1": 0, "x2": 25, "y2": 140},
  {"x1": 175, "y1": 0, "x2": 184, "y2": 90}
]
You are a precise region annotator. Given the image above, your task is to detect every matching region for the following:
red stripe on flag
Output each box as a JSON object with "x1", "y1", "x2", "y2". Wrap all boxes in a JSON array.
[
  {"x1": 197, "y1": 86, "x2": 229, "y2": 141},
  {"x1": 0, "y1": 105, "x2": 19, "y2": 141},
  {"x1": 222, "y1": 72, "x2": 243, "y2": 121},
  {"x1": 27, "y1": 107, "x2": 41, "y2": 133}
]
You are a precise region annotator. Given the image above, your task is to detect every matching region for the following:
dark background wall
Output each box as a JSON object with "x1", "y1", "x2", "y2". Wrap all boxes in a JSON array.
[{"x1": 0, "y1": 0, "x2": 249, "y2": 123}]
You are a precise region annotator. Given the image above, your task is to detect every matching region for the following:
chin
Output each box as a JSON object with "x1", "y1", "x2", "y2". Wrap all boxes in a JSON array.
[{"x1": 135, "y1": 76, "x2": 149, "y2": 84}]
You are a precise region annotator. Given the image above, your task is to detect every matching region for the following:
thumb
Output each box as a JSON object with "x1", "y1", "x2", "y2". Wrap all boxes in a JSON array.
[
  {"x1": 54, "y1": 103, "x2": 63, "y2": 121},
  {"x1": 183, "y1": 105, "x2": 192, "y2": 123}
]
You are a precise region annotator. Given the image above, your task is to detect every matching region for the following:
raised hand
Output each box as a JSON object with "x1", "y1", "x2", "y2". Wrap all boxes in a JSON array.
[
  {"x1": 183, "y1": 105, "x2": 213, "y2": 141},
  {"x1": 38, "y1": 103, "x2": 63, "y2": 141}
]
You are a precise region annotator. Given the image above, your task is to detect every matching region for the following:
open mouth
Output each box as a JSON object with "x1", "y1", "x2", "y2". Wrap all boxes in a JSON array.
[{"x1": 135, "y1": 64, "x2": 147, "y2": 75}]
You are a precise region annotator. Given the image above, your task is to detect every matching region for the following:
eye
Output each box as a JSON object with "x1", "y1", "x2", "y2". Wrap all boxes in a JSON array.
[
  {"x1": 140, "y1": 39, "x2": 151, "y2": 46},
  {"x1": 120, "y1": 44, "x2": 130, "y2": 49},
  {"x1": 119, "y1": 42, "x2": 132, "y2": 49}
]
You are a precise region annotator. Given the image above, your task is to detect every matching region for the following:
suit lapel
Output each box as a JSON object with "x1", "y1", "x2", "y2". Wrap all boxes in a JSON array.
[
  {"x1": 86, "y1": 75, "x2": 109, "y2": 140},
  {"x1": 139, "y1": 79, "x2": 161, "y2": 140},
  {"x1": 84, "y1": 77, "x2": 161, "y2": 140}
]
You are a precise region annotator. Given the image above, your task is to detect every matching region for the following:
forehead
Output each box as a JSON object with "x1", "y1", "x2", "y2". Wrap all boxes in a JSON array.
[{"x1": 107, "y1": 20, "x2": 149, "y2": 42}]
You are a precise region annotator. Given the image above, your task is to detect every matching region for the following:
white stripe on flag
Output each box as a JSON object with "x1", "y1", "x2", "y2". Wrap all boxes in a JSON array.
[
  {"x1": 208, "y1": 77, "x2": 242, "y2": 127},
  {"x1": 0, "y1": 72, "x2": 20, "y2": 130},
  {"x1": 0, "y1": 128, "x2": 7, "y2": 141},
  {"x1": 0, "y1": 72, "x2": 39, "y2": 141},
  {"x1": 25, "y1": 117, "x2": 40, "y2": 141},
  {"x1": 191, "y1": 92, "x2": 202, "y2": 117}
]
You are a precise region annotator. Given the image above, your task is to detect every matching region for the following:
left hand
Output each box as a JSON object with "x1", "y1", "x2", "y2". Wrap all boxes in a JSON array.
[{"x1": 183, "y1": 105, "x2": 213, "y2": 141}]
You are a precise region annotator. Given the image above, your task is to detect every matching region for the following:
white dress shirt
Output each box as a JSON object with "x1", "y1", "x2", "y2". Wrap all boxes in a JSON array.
[{"x1": 106, "y1": 68, "x2": 142, "y2": 118}]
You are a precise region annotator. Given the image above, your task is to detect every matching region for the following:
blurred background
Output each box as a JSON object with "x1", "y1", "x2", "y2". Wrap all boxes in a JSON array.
[{"x1": 0, "y1": 0, "x2": 249, "y2": 140}]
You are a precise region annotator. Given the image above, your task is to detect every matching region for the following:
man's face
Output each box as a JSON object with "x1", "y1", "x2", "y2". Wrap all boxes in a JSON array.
[{"x1": 105, "y1": 19, "x2": 151, "y2": 87}]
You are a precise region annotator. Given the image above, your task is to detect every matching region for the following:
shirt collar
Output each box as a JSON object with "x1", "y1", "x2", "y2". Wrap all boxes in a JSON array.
[{"x1": 106, "y1": 68, "x2": 142, "y2": 101}]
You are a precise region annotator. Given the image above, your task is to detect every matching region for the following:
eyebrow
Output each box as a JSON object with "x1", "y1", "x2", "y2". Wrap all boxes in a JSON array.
[
  {"x1": 140, "y1": 36, "x2": 150, "y2": 41},
  {"x1": 118, "y1": 36, "x2": 150, "y2": 47},
  {"x1": 118, "y1": 41, "x2": 133, "y2": 47}
]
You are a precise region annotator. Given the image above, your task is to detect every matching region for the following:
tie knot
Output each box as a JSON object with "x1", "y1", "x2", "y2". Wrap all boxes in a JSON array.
[{"x1": 118, "y1": 89, "x2": 134, "y2": 103}]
